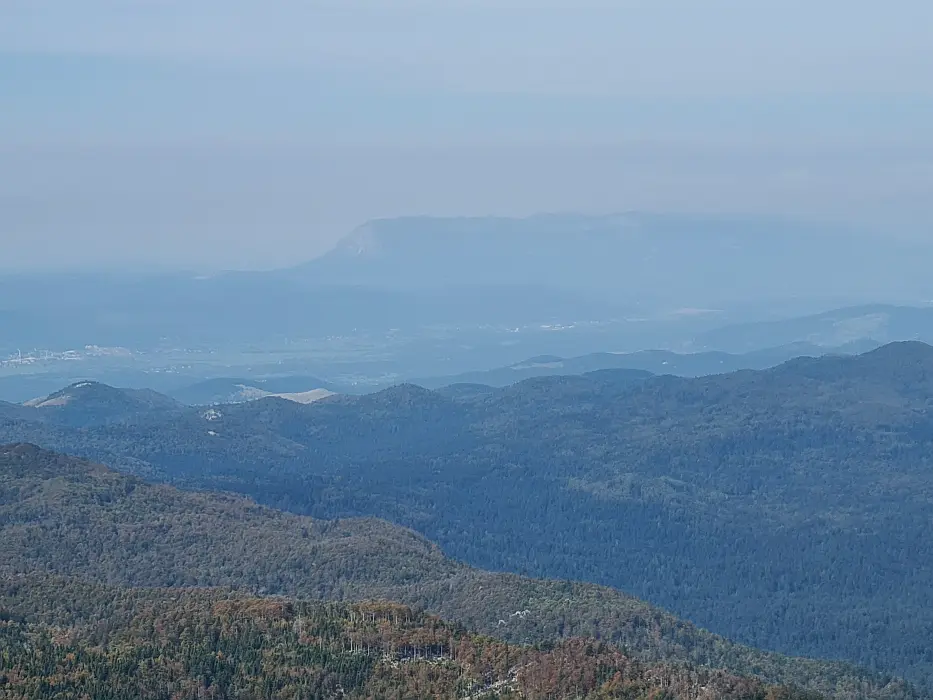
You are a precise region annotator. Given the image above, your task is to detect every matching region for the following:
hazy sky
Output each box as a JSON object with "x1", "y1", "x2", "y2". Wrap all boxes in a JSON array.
[{"x1": 2, "y1": 0, "x2": 932, "y2": 271}]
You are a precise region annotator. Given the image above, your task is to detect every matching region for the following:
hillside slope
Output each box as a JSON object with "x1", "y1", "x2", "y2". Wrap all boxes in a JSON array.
[
  {"x1": 0, "y1": 444, "x2": 915, "y2": 699},
  {"x1": 0, "y1": 575, "x2": 827, "y2": 700},
  {"x1": 4, "y1": 344, "x2": 933, "y2": 684}
]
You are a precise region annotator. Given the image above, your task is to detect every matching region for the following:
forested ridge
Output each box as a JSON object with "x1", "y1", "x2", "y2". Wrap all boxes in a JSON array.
[
  {"x1": 0, "y1": 444, "x2": 917, "y2": 699},
  {"x1": 0, "y1": 574, "x2": 824, "y2": 700},
  {"x1": 3, "y1": 343, "x2": 933, "y2": 684}
]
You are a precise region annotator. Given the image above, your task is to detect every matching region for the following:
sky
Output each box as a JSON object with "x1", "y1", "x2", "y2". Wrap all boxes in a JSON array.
[{"x1": 1, "y1": 0, "x2": 932, "y2": 271}]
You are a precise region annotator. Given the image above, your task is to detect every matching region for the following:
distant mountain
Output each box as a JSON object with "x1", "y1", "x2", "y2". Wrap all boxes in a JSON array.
[
  {"x1": 0, "y1": 444, "x2": 915, "y2": 699},
  {"x1": 418, "y1": 355, "x2": 653, "y2": 388},
  {"x1": 4, "y1": 215, "x2": 933, "y2": 375},
  {"x1": 20, "y1": 380, "x2": 184, "y2": 428},
  {"x1": 292, "y1": 213, "x2": 933, "y2": 305},
  {"x1": 695, "y1": 304, "x2": 933, "y2": 353},
  {"x1": 413, "y1": 342, "x2": 879, "y2": 388},
  {"x1": 5, "y1": 344, "x2": 933, "y2": 685},
  {"x1": 170, "y1": 376, "x2": 337, "y2": 406}
]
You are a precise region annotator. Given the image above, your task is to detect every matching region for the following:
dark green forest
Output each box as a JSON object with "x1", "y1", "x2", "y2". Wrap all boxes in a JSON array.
[
  {"x1": 0, "y1": 444, "x2": 916, "y2": 700},
  {"x1": 3, "y1": 343, "x2": 933, "y2": 685},
  {"x1": 0, "y1": 573, "x2": 827, "y2": 700}
]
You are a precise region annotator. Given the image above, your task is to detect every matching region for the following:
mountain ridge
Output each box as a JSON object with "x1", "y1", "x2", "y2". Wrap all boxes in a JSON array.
[
  {"x1": 4, "y1": 343, "x2": 933, "y2": 685},
  {"x1": 0, "y1": 573, "x2": 832, "y2": 700},
  {"x1": 0, "y1": 443, "x2": 917, "y2": 700},
  {"x1": 411, "y1": 341, "x2": 880, "y2": 389}
]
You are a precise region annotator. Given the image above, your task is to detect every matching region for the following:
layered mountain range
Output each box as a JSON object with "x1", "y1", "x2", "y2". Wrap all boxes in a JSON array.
[
  {"x1": 5, "y1": 214, "x2": 933, "y2": 356},
  {"x1": 4, "y1": 342, "x2": 933, "y2": 688}
]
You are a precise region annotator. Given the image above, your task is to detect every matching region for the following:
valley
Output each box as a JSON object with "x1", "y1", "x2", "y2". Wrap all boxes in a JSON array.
[
  {"x1": 8, "y1": 2, "x2": 933, "y2": 692},
  {"x1": 0, "y1": 444, "x2": 916, "y2": 699},
  {"x1": 4, "y1": 343, "x2": 933, "y2": 689}
]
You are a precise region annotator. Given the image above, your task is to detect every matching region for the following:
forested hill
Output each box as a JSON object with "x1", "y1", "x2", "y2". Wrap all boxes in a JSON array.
[
  {"x1": 0, "y1": 444, "x2": 916, "y2": 700},
  {"x1": 0, "y1": 576, "x2": 821, "y2": 700},
  {"x1": 4, "y1": 343, "x2": 933, "y2": 685}
]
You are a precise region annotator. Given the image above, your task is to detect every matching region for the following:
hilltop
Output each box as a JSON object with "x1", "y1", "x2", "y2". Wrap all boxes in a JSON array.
[{"x1": 21, "y1": 380, "x2": 184, "y2": 427}]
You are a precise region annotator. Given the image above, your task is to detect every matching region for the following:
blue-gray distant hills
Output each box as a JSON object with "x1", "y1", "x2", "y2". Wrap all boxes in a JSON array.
[
  {"x1": 695, "y1": 303, "x2": 933, "y2": 352},
  {"x1": 413, "y1": 340, "x2": 880, "y2": 388},
  {"x1": 3, "y1": 213, "x2": 933, "y2": 354}
]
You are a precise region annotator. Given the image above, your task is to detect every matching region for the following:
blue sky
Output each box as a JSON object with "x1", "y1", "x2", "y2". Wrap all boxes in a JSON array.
[{"x1": 2, "y1": 0, "x2": 932, "y2": 270}]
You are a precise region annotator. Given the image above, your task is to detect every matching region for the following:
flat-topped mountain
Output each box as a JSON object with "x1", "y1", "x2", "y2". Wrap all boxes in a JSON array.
[
  {"x1": 293, "y1": 213, "x2": 933, "y2": 304},
  {"x1": 0, "y1": 444, "x2": 915, "y2": 699},
  {"x1": 6, "y1": 218, "x2": 933, "y2": 361}
]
